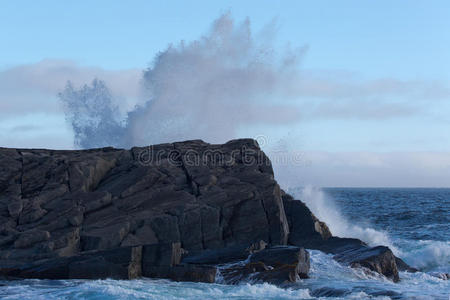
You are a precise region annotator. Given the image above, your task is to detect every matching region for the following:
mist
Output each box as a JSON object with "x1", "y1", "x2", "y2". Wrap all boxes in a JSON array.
[{"x1": 60, "y1": 14, "x2": 306, "y2": 149}]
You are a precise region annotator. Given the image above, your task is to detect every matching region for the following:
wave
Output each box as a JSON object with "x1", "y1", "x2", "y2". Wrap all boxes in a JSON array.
[
  {"x1": 306, "y1": 250, "x2": 450, "y2": 299},
  {"x1": 0, "y1": 279, "x2": 313, "y2": 300},
  {"x1": 400, "y1": 240, "x2": 450, "y2": 272},
  {"x1": 292, "y1": 186, "x2": 450, "y2": 273},
  {"x1": 294, "y1": 186, "x2": 401, "y2": 255}
]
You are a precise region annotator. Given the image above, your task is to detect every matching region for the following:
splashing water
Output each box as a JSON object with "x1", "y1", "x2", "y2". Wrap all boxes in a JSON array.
[
  {"x1": 59, "y1": 14, "x2": 307, "y2": 149},
  {"x1": 292, "y1": 186, "x2": 401, "y2": 255}
]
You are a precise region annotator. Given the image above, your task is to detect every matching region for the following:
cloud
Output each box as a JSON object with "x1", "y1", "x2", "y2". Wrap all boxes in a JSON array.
[
  {"x1": 57, "y1": 14, "x2": 450, "y2": 148},
  {"x1": 0, "y1": 13, "x2": 449, "y2": 150},
  {"x1": 0, "y1": 59, "x2": 142, "y2": 117},
  {"x1": 273, "y1": 150, "x2": 450, "y2": 188}
]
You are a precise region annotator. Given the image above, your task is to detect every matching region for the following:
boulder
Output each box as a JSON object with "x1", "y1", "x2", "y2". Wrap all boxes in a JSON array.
[
  {"x1": 333, "y1": 245, "x2": 400, "y2": 282},
  {"x1": 220, "y1": 246, "x2": 310, "y2": 285},
  {"x1": 282, "y1": 192, "x2": 332, "y2": 248},
  {"x1": 249, "y1": 246, "x2": 310, "y2": 278}
]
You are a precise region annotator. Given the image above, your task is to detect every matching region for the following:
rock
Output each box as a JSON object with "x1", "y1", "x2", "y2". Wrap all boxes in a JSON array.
[
  {"x1": 142, "y1": 242, "x2": 184, "y2": 267},
  {"x1": 7, "y1": 200, "x2": 22, "y2": 218},
  {"x1": 220, "y1": 246, "x2": 310, "y2": 285},
  {"x1": 18, "y1": 203, "x2": 48, "y2": 225},
  {"x1": 0, "y1": 139, "x2": 411, "y2": 283},
  {"x1": 138, "y1": 242, "x2": 217, "y2": 283},
  {"x1": 395, "y1": 257, "x2": 418, "y2": 272},
  {"x1": 282, "y1": 191, "x2": 416, "y2": 282},
  {"x1": 0, "y1": 246, "x2": 143, "y2": 279},
  {"x1": 143, "y1": 264, "x2": 217, "y2": 283},
  {"x1": 68, "y1": 246, "x2": 142, "y2": 279},
  {"x1": 429, "y1": 272, "x2": 450, "y2": 280},
  {"x1": 182, "y1": 244, "x2": 258, "y2": 265},
  {"x1": 0, "y1": 139, "x2": 293, "y2": 281},
  {"x1": 282, "y1": 192, "x2": 332, "y2": 248},
  {"x1": 249, "y1": 246, "x2": 310, "y2": 278},
  {"x1": 14, "y1": 230, "x2": 51, "y2": 249},
  {"x1": 333, "y1": 245, "x2": 400, "y2": 282}
]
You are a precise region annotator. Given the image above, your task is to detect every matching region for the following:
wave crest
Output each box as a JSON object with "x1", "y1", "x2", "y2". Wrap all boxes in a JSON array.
[{"x1": 294, "y1": 186, "x2": 400, "y2": 255}]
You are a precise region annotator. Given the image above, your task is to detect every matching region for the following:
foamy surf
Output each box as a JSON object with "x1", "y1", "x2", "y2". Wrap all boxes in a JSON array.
[
  {"x1": 1, "y1": 188, "x2": 448, "y2": 299},
  {"x1": 2, "y1": 253, "x2": 448, "y2": 300}
]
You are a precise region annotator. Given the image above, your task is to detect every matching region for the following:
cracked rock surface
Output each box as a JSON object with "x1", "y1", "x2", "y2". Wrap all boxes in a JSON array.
[{"x1": 0, "y1": 139, "x2": 406, "y2": 282}]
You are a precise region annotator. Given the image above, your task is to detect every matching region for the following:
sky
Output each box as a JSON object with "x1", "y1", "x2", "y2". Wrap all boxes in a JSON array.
[{"x1": 1, "y1": 0, "x2": 449, "y2": 187}]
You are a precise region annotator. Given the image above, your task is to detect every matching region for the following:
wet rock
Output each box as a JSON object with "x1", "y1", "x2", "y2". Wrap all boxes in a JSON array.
[
  {"x1": 182, "y1": 243, "x2": 262, "y2": 265},
  {"x1": 142, "y1": 242, "x2": 185, "y2": 267},
  {"x1": 282, "y1": 192, "x2": 332, "y2": 247},
  {"x1": 143, "y1": 264, "x2": 217, "y2": 283},
  {"x1": 0, "y1": 139, "x2": 294, "y2": 281},
  {"x1": 0, "y1": 246, "x2": 142, "y2": 279},
  {"x1": 249, "y1": 246, "x2": 310, "y2": 278},
  {"x1": 429, "y1": 272, "x2": 450, "y2": 280},
  {"x1": 395, "y1": 257, "x2": 418, "y2": 272},
  {"x1": 0, "y1": 139, "x2": 410, "y2": 283},
  {"x1": 334, "y1": 245, "x2": 400, "y2": 282},
  {"x1": 220, "y1": 246, "x2": 310, "y2": 285},
  {"x1": 282, "y1": 191, "x2": 414, "y2": 282}
]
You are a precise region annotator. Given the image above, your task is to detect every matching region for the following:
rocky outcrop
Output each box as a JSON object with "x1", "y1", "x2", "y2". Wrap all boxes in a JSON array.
[
  {"x1": 282, "y1": 191, "x2": 332, "y2": 247},
  {"x1": 220, "y1": 246, "x2": 310, "y2": 285},
  {"x1": 0, "y1": 139, "x2": 289, "y2": 282},
  {"x1": 0, "y1": 138, "x2": 412, "y2": 283},
  {"x1": 282, "y1": 190, "x2": 406, "y2": 282},
  {"x1": 1, "y1": 246, "x2": 143, "y2": 280},
  {"x1": 334, "y1": 245, "x2": 399, "y2": 282}
]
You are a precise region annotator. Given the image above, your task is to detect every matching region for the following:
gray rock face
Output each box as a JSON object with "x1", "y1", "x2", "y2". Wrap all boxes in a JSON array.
[
  {"x1": 0, "y1": 138, "x2": 412, "y2": 283},
  {"x1": 1, "y1": 246, "x2": 143, "y2": 279},
  {"x1": 0, "y1": 139, "x2": 290, "y2": 281}
]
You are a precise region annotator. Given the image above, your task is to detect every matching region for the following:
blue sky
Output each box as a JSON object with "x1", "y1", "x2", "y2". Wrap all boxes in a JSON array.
[
  {"x1": 1, "y1": 1, "x2": 449, "y2": 186},
  {"x1": 2, "y1": 1, "x2": 449, "y2": 79}
]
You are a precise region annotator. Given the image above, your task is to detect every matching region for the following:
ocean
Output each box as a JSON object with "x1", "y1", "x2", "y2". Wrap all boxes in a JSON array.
[{"x1": 1, "y1": 188, "x2": 449, "y2": 299}]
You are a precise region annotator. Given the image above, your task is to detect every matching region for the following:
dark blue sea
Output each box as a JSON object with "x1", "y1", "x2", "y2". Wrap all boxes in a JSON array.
[{"x1": 1, "y1": 188, "x2": 449, "y2": 299}]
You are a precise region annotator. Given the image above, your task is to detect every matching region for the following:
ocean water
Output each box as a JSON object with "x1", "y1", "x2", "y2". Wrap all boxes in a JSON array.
[{"x1": 1, "y1": 188, "x2": 449, "y2": 299}]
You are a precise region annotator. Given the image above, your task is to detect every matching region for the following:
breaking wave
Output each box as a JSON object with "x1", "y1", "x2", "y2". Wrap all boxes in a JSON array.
[{"x1": 294, "y1": 186, "x2": 400, "y2": 254}]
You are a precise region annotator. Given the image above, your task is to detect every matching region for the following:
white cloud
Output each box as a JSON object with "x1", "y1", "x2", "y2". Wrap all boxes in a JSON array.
[{"x1": 273, "y1": 151, "x2": 450, "y2": 188}]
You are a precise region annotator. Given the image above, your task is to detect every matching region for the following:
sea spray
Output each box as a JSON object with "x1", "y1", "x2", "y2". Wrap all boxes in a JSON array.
[
  {"x1": 292, "y1": 186, "x2": 401, "y2": 255},
  {"x1": 59, "y1": 14, "x2": 307, "y2": 149},
  {"x1": 400, "y1": 240, "x2": 450, "y2": 272}
]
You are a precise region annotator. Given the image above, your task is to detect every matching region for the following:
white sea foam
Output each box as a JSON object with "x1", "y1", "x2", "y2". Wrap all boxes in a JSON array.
[
  {"x1": 296, "y1": 186, "x2": 401, "y2": 255},
  {"x1": 401, "y1": 240, "x2": 450, "y2": 272},
  {"x1": 306, "y1": 249, "x2": 450, "y2": 299}
]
